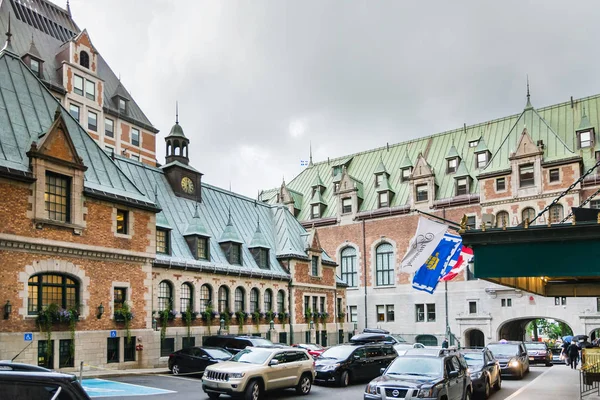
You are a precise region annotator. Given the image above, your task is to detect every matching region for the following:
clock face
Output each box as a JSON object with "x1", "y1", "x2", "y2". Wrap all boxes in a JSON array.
[{"x1": 181, "y1": 177, "x2": 194, "y2": 194}]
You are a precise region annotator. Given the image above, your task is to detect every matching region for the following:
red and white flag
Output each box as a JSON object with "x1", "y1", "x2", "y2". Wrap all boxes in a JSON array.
[{"x1": 440, "y1": 246, "x2": 473, "y2": 282}]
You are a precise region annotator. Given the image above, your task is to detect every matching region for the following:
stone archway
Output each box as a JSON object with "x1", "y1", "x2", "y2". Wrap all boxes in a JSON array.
[
  {"x1": 464, "y1": 329, "x2": 485, "y2": 348},
  {"x1": 415, "y1": 334, "x2": 438, "y2": 346},
  {"x1": 497, "y1": 316, "x2": 574, "y2": 341}
]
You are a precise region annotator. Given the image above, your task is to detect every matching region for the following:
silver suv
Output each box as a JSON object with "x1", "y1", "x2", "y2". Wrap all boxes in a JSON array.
[{"x1": 202, "y1": 346, "x2": 315, "y2": 400}]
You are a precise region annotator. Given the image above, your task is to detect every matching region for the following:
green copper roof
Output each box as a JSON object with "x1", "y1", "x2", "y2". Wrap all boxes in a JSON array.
[
  {"x1": 374, "y1": 158, "x2": 388, "y2": 174},
  {"x1": 310, "y1": 189, "x2": 327, "y2": 205},
  {"x1": 156, "y1": 211, "x2": 172, "y2": 229},
  {"x1": 454, "y1": 160, "x2": 471, "y2": 179},
  {"x1": 183, "y1": 204, "x2": 211, "y2": 237},
  {"x1": 311, "y1": 171, "x2": 324, "y2": 187},
  {"x1": 263, "y1": 91, "x2": 600, "y2": 220},
  {"x1": 249, "y1": 222, "x2": 271, "y2": 249},
  {"x1": 0, "y1": 47, "x2": 152, "y2": 206},
  {"x1": 578, "y1": 106, "x2": 593, "y2": 131},
  {"x1": 474, "y1": 137, "x2": 489, "y2": 153},
  {"x1": 218, "y1": 210, "x2": 244, "y2": 244},
  {"x1": 167, "y1": 122, "x2": 186, "y2": 139},
  {"x1": 445, "y1": 145, "x2": 460, "y2": 159},
  {"x1": 376, "y1": 173, "x2": 394, "y2": 193}
]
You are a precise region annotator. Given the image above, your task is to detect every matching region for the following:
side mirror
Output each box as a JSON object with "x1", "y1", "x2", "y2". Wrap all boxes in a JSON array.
[
  {"x1": 380, "y1": 368, "x2": 386, "y2": 375},
  {"x1": 449, "y1": 371, "x2": 459, "y2": 379},
  {"x1": 269, "y1": 359, "x2": 279, "y2": 366},
  {"x1": 486, "y1": 361, "x2": 496, "y2": 367}
]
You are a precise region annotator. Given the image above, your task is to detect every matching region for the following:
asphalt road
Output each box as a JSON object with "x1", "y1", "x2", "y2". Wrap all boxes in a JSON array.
[{"x1": 96, "y1": 366, "x2": 549, "y2": 400}]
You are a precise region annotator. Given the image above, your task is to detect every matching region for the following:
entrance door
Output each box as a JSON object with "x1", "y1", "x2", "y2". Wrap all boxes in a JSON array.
[
  {"x1": 467, "y1": 330, "x2": 485, "y2": 348},
  {"x1": 415, "y1": 335, "x2": 438, "y2": 346}
]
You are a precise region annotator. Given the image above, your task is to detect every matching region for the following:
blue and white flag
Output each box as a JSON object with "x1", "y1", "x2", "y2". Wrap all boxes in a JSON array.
[
  {"x1": 400, "y1": 217, "x2": 448, "y2": 273},
  {"x1": 412, "y1": 233, "x2": 462, "y2": 294}
]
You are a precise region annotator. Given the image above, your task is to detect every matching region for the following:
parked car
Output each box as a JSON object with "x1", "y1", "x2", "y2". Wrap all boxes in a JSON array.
[
  {"x1": 0, "y1": 370, "x2": 91, "y2": 399},
  {"x1": 315, "y1": 342, "x2": 397, "y2": 387},
  {"x1": 202, "y1": 335, "x2": 274, "y2": 355},
  {"x1": 364, "y1": 348, "x2": 473, "y2": 400},
  {"x1": 393, "y1": 343, "x2": 425, "y2": 356},
  {"x1": 524, "y1": 342, "x2": 552, "y2": 366},
  {"x1": 363, "y1": 329, "x2": 407, "y2": 343},
  {"x1": 486, "y1": 341, "x2": 529, "y2": 379},
  {"x1": 550, "y1": 347, "x2": 563, "y2": 364},
  {"x1": 354, "y1": 331, "x2": 406, "y2": 345},
  {"x1": 168, "y1": 346, "x2": 232, "y2": 375},
  {"x1": 292, "y1": 343, "x2": 326, "y2": 358},
  {"x1": 0, "y1": 361, "x2": 52, "y2": 372},
  {"x1": 202, "y1": 346, "x2": 315, "y2": 400},
  {"x1": 460, "y1": 348, "x2": 501, "y2": 399}
]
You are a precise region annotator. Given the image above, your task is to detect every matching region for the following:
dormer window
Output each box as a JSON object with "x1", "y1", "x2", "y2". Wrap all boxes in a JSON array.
[
  {"x1": 311, "y1": 204, "x2": 320, "y2": 219},
  {"x1": 252, "y1": 248, "x2": 269, "y2": 269},
  {"x1": 80, "y1": 51, "x2": 90, "y2": 69},
  {"x1": 156, "y1": 229, "x2": 170, "y2": 255},
  {"x1": 579, "y1": 130, "x2": 593, "y2": 148},
  {"x1": 196, "y1": 237, "x2": 209, "y2": 260},
  {"x1": 476, "y1": 152, "x2": 488, "y2": 169},
  {"x1": 118, "y1": 98, "x2": 127, "y2": 114},
  {"x1": 456, "y1": 178, "x2": 468, "y2": 196},
  {"x1": 401, "y1": 168, "x2": 412, "y2": 182},
  {"x1": 342, "y1": 198, "x2": 352, "y2": 214},
  {"x1": 31, "y1": 59, "x2": 40, "y2": 76},
  {"x1": 447, "y1": 158, "x2": 458, "y2": 174},
  {"x1": 228, "y1": 243, "x2": 241, "y2": 265},
  {"x1": 519, "y1": 164, "x2": 535, "y2": 187},
  {"x1": 375, "y1": 174, "x2": 383, "y2": 187},
  {"x1": 469, "y1": 140, "x2": 479, "y2": 148},
  {"x1": 416, "y1": 184, "x2": 428, "y2": 202},
  {"x1": 333, "y1": 165, "x2": 342, "y2": 176},
  {"x1": 378, "y1": 192, "x2": 389, "y2": 208}
]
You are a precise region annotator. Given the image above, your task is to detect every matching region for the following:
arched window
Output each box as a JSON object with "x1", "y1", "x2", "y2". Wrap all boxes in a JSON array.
[
  {"x1": 340, "y1": 247, "x2": 357, "y2": 287},
  {"x1": 522, "y1": 208, "x2": 536, "y2": 225},
  {"x1": 28, "y1": 274, "x2": 79, "y2": 314},
  {"x1": 496, "y1": 211, "x2": 509, "y2": 228},
  {"x1": 199, "y1": 284, "x2": 212, "y2": 312},
  {"x1": 277, "y1": 290, "x2": 285, "y2": 313},
  {"x1": 264, "y1": 289, "x2": 273, "y2": 311},
  {"x1": 550, "y1": 204, "x2": 564, "y2": 224},
  {"x1": 375, "y1": 243, "x2": 394, "y2": 286},
  {"x1": 79, "y1": 51, "x2": 89, "y2": 69},
  {"x1": 158, "y1": 281, "x2": 173, "y2": 311},
  {"x1": 250, "y1": 288, "x2": 259, "y2": 312},
  {"x1": 180, "y1": 282, "x2": 193, "y2": 312},
  {"x1": 234, "y1": 287, "x2": 245, "y2": 312},
  {"x1": 218, "y1": 286, "x2": 229, "y2": 313}
]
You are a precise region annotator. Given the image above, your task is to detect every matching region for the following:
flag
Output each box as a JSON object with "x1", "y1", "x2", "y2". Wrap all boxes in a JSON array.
[
  {"x1": 441, "y1": 246, "x2": 474, "y2": 282},
  {"x1": 400, "y1": 217, "x2": 448, "y2": 273},
  {"x1": 412, "y1": 233, "x2": 462, "y2": 294}
]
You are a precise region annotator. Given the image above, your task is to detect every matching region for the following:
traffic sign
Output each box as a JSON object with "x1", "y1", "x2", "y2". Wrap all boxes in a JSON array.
[
  {"x1": 24, "y1": 333, "x2": 33, "y2": 341},
  {"x1": 110, "y1": 330, "x2": 117, "y2": 338}
]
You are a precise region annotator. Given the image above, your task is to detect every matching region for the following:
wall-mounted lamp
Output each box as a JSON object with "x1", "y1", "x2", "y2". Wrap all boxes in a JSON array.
[
  {"x1": 97, "y1": 303, "x2": 104, "y2": 319},
  {"x1": 269, "y1": 320, "x2": 275, "y2": 330},
  {"x1": 309, "y1": 320, "x2": 315, "y2": 330},
  {"x1": 219, "y1": 318, "x2": 225, "y2": 334},
  {"x1": 152, "y1": 318, "x2": 157, "y2": 331},
  {"x1": 4, "y1": 300, "x2": 11, "y2": 319}
]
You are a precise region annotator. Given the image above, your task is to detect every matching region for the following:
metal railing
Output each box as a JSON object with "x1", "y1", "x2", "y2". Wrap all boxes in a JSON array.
[{"x1": 580, "y1": 361, "x2": 600, "y2": 399}]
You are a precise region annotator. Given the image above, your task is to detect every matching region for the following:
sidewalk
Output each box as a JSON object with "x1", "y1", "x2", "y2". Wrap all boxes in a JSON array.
[{"x1": 507, "y1": 364, "x2": 580, "y2": 400}]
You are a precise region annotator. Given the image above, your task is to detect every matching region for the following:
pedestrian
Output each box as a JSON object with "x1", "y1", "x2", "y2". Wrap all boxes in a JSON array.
[
  {"x1": 568, "y1": 341, "x2": 580, "y2": 369},
  {"x1": 562, "y1": 340, "x2": 571, "y2": 366},
  {"x1": 442, "y1": 338, "x2": 449, "y2": 349}
]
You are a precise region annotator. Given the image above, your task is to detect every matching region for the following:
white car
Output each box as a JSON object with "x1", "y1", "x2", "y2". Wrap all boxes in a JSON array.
[{"x1": 394, "y1": 342, "x2": 425, "y2": 356}]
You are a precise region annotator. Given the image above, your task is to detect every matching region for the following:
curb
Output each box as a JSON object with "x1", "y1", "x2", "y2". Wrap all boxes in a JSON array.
[{"x1": 81, "y1": 369, "x2": 171, "y2": 379}]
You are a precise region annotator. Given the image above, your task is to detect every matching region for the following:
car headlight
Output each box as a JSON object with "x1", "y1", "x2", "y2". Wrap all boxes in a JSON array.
[
  {"x1": 365, "y1": 382, "x2": 379, "y2": 395},
  {"x1": 509, "y1": 358, "x2": 520, "y2": 368},
  {"x1": 229, "y1": 372, "x2": 245, "y2": 379},
  {"x1": 417, "y1": 385, "x2": 438, "y2": 398},
  {"x1": 470, "y1": 371, "x2": 483, "y2": 379},
  {"x1": 321, "y1": 363, "x2": 340, "y2": 371}
]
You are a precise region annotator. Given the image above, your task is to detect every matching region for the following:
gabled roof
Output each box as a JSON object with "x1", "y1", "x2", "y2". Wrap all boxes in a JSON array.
[
  {"x1": 445, "y1": 145, "x2": 460, "y2": 159},
  {"x1": 310, "y1": 189, "x2": 327, "y2": 205},
  {"x1": 112, "y1": 81, "x2": 130, "y2": 101},
  {"x1": 249, "y1": 222, "x2": 270, "y2": 249},
  {"x1": 0, "y1": 0, "x2": 155, "y2": 131},
  {"x1": 454, "y1": 160, "x2": 471, "y2": 179},
  {"x1": 578, "y1": 106, "x2": 593, "y2": 131},
  {"x1": 376, "y1": 173, "x2": 395, "y2": 192},
  {"x1": 474, "y1": 137, "x2": 489, "y2": 153},
  {"x1": 374, "y1": 158, "x2": 388, "y2": 174},
  {"x1": 183, "y1": 204, "x2": 210, "y2": 237},
  {"x1": 311, "y1": 171, "x2": 324, "y2": 187},
  {"x1": 218, "y1": 210, "x2": 244, "y2": 244},
  {"x1": 399, "y1": 152, "x2": 413, "y2": 169},
  {"x1": 0, "y1": 46, "x2": 153, "y2": 207}
]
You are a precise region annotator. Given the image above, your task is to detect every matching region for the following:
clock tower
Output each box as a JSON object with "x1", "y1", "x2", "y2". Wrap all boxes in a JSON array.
[{"x1": 161, "y1": 105, "x2": 203, "y2": 201}]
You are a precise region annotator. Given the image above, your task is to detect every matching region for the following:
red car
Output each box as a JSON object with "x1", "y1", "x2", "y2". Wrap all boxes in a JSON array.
[{"x1": 292, "y1": 343, "x2": 326, "y2": 357}]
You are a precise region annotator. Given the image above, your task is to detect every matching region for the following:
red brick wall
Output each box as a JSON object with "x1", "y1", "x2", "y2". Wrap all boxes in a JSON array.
[
  {"x1": 542, "y1": 164, "x2": 578, "y2": 192},
  {"x1": 142, "y1": 132, "x2": 156, "y2": 153},
  {"x1": 293, "y1": 288, "x2": 336, "y2": 325},
  {"x1": 481, "y1": 175, "x2": 511, "y2": 200},
  {"x1": 293, "y1": 262, "x2": 335, "y2": 286}
]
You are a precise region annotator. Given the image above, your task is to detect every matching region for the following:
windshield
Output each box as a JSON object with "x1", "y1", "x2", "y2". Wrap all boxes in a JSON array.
[
  {"x1": 394, "y1": 344, "x2": 414, "y2": 350},
  {"x1": 319, "y1": 346, "x2": 354, "y2": 360},
  {"x1": 487, "y1": 344, "x2": 519, "y2": 357},
  {"x1": 302, "y1": 344, "x2": 323, "y2": 351},
  {"x1": 248, "y1": 338, "x2": 274, "y2": 347},
  {"x1": 231, "y1": 349, "x2": 271, "y2": 364},
  {"x1": 386, "y1": 357, "x2": 442, "y2": 377},
  {"x1": 205, "y1": 348, "x2": 232, "y2": 360},
  {"x1": 392, "y1": 335, "x2": 406, "y2": 343},
  {"x1": 525, "y1": 343, "x2": 547, "y2": 350},
  {"x1": 462, "y1": 353, "x2": 483, "y2": 366}
]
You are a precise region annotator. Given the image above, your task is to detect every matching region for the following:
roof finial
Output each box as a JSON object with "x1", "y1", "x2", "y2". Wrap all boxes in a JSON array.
[
  {"x1": 583, "y1": 105, "x2": 587, "y2": 118},
  {"x1": 2, "y1": 12, "x2": 13, "y2": 52},
  {"x1": 66, "y1": 0, "x2": 72, "y2": 16},
  {"x1": 175, "y1": 101, "x2": 179, "y2": 125},
  {"x1": 227, "y1": 206, "x2": 232, "y2": 225},
  {"x1": 193, "y1": 202, "x2": 200, "y2": 218},
  {"x1": 308, "y1": 141, "x2": 313, "y2": 167},
  {"x1": 527, "y1": 75, "x2": 530, "y2": 99},
  {"x1": 229, "y1": 181, "x2": 232, "y2": 192},
  {"x1": 525, "y1": 75, "x2": 533, "y2": 110}
]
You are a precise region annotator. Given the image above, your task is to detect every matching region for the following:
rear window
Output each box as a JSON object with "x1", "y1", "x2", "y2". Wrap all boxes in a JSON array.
[
  {"x1": 248, "y1": 338, "x2": 273, "y2": 347},
  {"x1": 487, "y1": 344, "x2": 519, "y2": 357},
  {"x1": 204, "y1": 348, "x2": 232, "y2": 360},
  {"x1": 525, "y1": 343, "x2": 547, "y2": 350}
]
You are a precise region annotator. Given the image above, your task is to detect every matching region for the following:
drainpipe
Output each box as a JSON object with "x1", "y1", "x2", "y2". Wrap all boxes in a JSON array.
[
  {"x1": 288, "y1": 277, "x2": 293, "y2": 344},
  {"x1": 362, "y1": 220, "x2": 368, "y2": 330},
  {"x1": 442, "y1": 209, "x2": 451, "y2": 345}
]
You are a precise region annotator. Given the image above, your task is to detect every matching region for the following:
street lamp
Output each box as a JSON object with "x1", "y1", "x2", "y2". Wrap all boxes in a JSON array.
[
  {"x1": 269, "y1": 320, "x2": 274, "y2": 330},
  {"x1": 310, "y1": 320, "x2": 315, "y2": 330},
  {"x1": 219, "y1": 318, "x2": 225, "y2": 334},
  {"x1": 97, "y1": 303, "x2": 104, "y2": 319},
  {"x1": 3, "y1": 300, "x2": 11, "y2": 319}
]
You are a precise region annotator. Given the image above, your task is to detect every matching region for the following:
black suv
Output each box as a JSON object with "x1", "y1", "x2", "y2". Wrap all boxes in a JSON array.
[
  {"x1": 202, "y1": 335, "x2": 274, "y2": 354},
  {"x1": 0, "y1": 370, "x2": 91, "y2": 399},
  {"x1": 315, "y1": 342, "x2": 397, "y2": 387},
  {"x1": 460, "y1": 348, "x2": 501, "y2": 399},
  {"x1": 524, "y1": 342, "x2": 552, "y2": 366},
  {"x1": 365, "y1": 348, "x2": 473, "y2": 400},
  {"x1": 486, "y1": 341, "x2": 529, "y2": 379}
]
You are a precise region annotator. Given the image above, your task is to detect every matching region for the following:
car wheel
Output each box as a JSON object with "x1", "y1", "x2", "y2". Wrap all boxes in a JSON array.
[
  {"x1": 244, "y1": 380, "x2": 261, "y2": 400},
  {"x1": 171, "y1": 364, "x2": 180, "y2": 375},
  {"x1": 338, "y1": 370, "x2": 350, "y2": 387},
  {"x1": 295, "y1": 373, "x2": 312, "y2": 395},
  {"x1": 207, "y1": 393, "x2": 220, "y2": 400},
  {"x1": 493, "y1": 374, "x2": 501, "y2": 390},
  {"x1": 483, "y1": 379, "x2": 490, "y2": 399}
]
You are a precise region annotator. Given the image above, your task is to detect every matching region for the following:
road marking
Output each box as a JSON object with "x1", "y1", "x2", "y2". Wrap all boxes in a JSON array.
[
  {"x1": 156, "y1": 374, "x2": 203, "y2": 383},
  {"x1": 503, "y1": 368, "x2": 554, "y2": 400},
  {"x1": 83, "y1": 378, "x2": 176, "y2": 398}
]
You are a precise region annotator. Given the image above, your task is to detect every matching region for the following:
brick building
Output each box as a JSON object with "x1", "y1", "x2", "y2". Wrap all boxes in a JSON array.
[
  {"x1": 0, "y1": 1, "x2": 347, "y2": 371},
  {"x1": 263, "y1": 89, "x2": 600, "y2": 346}
]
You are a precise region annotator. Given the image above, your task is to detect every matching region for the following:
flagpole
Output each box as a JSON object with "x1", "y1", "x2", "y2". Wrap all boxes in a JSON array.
[{"x1": 445, "y1": 280, "x2": 451, "y2": 345}]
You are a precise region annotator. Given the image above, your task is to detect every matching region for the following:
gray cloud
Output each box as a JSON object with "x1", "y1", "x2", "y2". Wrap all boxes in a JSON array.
[{"x1": 60, "y1": 0, "x2": 600, "y2": 196}]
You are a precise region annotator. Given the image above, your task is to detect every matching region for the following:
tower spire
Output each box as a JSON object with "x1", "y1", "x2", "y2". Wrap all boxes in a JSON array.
[
  {"x1": 525, "y1": 75, "x2": 533, "y2": 110},
  {"x1": 175, "y1": 101, "x2": 179, "y2": 124},
  {"x1": 66, "y1": 0, "x2": 72, "y2": 16},
  {"x1": 2, "y1": 12, "x2": 13, "y2": 53},
  {"x1": 308, "y1": 141, "x2": 313, "y2": 167}
]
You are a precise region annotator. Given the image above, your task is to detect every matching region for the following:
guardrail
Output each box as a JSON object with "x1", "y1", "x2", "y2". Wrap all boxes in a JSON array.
[
  {"x1": 583, "y1": 349, "x2": 600, "y2": 368},
  {"x1": 580, "y1": 359, "x2": 600, "y2": 399}
]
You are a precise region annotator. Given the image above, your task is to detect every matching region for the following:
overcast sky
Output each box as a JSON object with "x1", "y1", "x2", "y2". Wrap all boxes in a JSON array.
[{"x1": 55, "y1": 0, "x2": 600, "y2": 197}]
